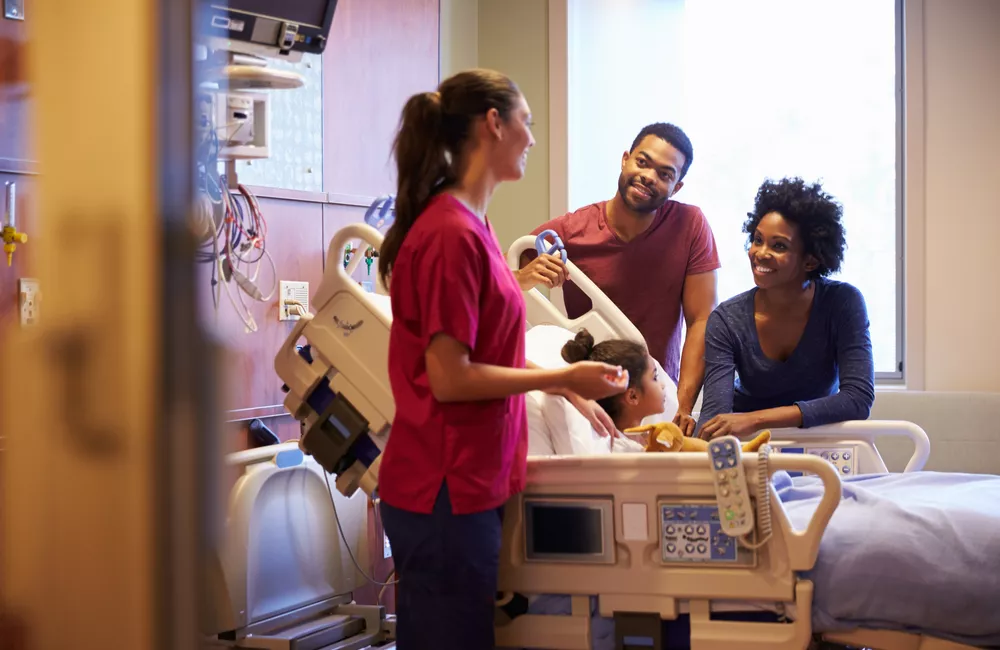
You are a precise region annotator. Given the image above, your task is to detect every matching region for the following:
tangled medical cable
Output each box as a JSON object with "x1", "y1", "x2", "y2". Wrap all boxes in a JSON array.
[{"x1": 195, "y1": 122, "x2": 276, "y2": 332}]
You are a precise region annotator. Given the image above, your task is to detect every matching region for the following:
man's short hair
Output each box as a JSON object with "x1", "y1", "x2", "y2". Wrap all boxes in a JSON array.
[{"x1": 629, "y1": 123, "x2": 694, "y2": 180}]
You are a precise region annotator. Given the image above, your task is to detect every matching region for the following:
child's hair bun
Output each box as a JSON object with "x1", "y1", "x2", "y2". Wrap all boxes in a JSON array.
[{"x1": 560, "y1": 328, "x2": 596, "y2": 364}]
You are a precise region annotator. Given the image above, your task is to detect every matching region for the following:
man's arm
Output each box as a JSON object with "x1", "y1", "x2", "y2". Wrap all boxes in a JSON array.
[{"x1": 676, "y1": 270, "x2": 718, "y2": 418}]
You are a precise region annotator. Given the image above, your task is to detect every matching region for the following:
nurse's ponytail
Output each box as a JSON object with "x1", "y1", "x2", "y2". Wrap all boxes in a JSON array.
[{"x1": 379, "y1": 69, "x2": 522, "y2": 286}]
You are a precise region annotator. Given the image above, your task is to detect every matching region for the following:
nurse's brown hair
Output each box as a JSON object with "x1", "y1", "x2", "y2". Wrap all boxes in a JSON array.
[{"x1": 378, "y1": 69, "x2": 522, "y2": 286}]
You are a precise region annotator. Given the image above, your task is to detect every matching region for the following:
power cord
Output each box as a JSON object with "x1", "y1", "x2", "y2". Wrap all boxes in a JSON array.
[
  {"x1": 323, "y1": 471, "x2": 399, "y2": 589},
  {"x1": 194, "y1": 96, "x2": 277, "y2": 333}
]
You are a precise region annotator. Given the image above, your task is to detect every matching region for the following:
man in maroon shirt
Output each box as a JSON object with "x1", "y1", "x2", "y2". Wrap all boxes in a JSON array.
[{"x1": 520, "y1": 123, "x2": 720, "y2": 435}]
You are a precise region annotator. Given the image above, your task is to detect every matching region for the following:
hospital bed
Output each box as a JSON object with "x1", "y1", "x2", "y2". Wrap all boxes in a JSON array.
[{"x1": 244, "y1": 223, "x2": 997, "y2": 650}]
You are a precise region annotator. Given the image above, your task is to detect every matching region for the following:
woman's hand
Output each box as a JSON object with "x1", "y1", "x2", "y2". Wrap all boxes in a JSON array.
[
  {"x1": 559, "y1": 362, "x2": 628, "y2": 401},
  {"x1": 516, "y1": 253, "x2": 569, "y2": 291},
  {"x1": 698, "y1": 413, "x2": 760, "y2": 440}
]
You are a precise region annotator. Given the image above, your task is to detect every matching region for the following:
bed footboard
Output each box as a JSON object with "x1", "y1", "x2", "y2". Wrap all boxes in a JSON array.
[{"x1": 496, "y1": 452, "x2": 843, "y2": 650}]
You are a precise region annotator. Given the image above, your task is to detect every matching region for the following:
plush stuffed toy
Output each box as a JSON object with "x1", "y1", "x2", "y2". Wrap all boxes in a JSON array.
[{"x1": 625, "y1": 421, "x2": 771, "y2": 453}]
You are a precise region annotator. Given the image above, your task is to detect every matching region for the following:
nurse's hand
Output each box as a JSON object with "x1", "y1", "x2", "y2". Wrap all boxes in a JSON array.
[
  {"x1": 563, "y1": 392, "x2": 617, "y2": 438},
  {"x1": 515, "y1": 253, "x2": 569, "y2": 291},
  {"x1": 560, "y1": 362, "x2": 628, "y2": 401}
]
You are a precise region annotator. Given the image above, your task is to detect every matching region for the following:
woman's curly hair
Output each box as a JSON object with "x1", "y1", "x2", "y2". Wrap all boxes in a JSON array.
[{"x1": 743, "y1": 177, "x2": 847, "y2": 280}]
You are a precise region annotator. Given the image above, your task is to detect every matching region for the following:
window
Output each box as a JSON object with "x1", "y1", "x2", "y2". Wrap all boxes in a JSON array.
[
  {"x1": 230, "y1": 53, "x2": 324, "y2": 193},
  {"x1": 566, "y1": 0, "x2": 902, "y2": 378}
]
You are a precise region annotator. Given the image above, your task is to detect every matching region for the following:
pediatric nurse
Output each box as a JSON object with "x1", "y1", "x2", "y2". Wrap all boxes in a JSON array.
[{"x1": 375, "y1": 68, "x2": 628, "y2": 650}]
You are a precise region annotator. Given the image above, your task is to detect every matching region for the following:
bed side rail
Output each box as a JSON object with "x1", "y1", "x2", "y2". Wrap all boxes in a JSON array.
[
  {"x1": 766, "y1": 452, "x2": 842, "y2": 570},
  {"x1": 768, "y1": 420, "x2": 930, "y2": 473},
  {"x1": 507, "y1": 234, "x2": 646, "y2": 347}
]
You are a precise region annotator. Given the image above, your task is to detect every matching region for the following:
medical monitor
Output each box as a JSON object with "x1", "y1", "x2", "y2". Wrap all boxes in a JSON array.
[
  {"x1": 523, "y1": 496, "x2": 615, "y2": 565},
  {"x1": 200, "y1": 0, "x2": 339, "y2": 61}
]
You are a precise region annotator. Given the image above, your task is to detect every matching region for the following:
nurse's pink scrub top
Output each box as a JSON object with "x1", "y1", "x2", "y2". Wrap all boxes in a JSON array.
[{"x1": 378, "y1": 193, "x2": 529, "y2": 516}]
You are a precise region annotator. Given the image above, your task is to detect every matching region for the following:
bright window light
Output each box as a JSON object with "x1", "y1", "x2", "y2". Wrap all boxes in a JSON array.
[{"x1": 567, "y1": 0, "x2": 901, "y2": 375}]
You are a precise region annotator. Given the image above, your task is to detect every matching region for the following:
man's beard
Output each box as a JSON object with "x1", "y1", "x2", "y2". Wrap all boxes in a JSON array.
[{"x1": 617, "y1": 173, "x2": 666, "y2": 213}]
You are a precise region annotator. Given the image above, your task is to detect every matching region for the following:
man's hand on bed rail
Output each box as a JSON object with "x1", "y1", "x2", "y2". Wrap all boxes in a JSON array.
[
  {"x1": 515, "y1": 253, "x2": 569, "y2": 291},
  {"x1": 672, "y1": 411, "x2": 697, "y2": 438}
]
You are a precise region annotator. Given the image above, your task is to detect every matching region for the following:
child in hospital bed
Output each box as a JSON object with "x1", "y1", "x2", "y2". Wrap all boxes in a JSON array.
[{"x1": 560, "y1": 329, "x2": 770, "y2": 453}]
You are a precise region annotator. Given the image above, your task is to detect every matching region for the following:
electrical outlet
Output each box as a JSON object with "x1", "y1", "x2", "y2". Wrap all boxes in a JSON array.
[
  {"x1": 18, "y1": 278, "x2": 38, "y2": 326},
  {"x1": 279, "y1": 280, "x2": 309, "y2": 321}
]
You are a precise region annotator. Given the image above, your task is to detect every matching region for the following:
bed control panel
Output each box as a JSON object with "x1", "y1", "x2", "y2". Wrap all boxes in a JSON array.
[
  {"x1": 707, "y1": 436, "x2": 755, "y2": 536},
  {"x1": 778, "y1": 445, "x2": 858, "y2": 477},
  {"x1": 657, "y1": 502, "x2": 756, "y2": 567}
]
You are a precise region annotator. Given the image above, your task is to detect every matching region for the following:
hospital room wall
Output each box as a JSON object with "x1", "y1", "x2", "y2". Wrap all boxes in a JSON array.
[
  {"x1": 918, "y1": 0, "x2": 1000, "y2": 394},
  {"x1": 440, "y1": 0, "x2": 553, "y2": 251},
  {"x1": 444, "y1": 0, "x2": 1000, "y2": 395}
]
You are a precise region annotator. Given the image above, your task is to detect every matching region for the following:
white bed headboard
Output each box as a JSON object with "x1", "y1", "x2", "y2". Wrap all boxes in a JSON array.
[{"x1": 507, "y1": 235, "x2": 646, "y2": 348}]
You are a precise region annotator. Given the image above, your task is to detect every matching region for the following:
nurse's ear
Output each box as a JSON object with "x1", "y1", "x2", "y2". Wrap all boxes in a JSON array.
[{"x1": 485, "y1": 107, "x2": 503, "y2": 141}]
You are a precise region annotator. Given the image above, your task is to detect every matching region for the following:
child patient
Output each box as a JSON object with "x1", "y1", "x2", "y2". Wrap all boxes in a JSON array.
[{"x1": 560, "y1": 329, "x2": 770, "y2": 453}]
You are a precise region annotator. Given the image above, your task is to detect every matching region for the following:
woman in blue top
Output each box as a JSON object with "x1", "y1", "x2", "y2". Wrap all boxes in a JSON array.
[{"x1": 697, "y1": 177, "x2": 875, "y2": 439}]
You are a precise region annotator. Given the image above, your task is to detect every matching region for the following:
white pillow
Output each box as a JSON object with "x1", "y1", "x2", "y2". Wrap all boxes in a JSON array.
[
  {"x1": 525, "y1": 390, "x2": 555, "y2": 456},
  {"x1": 524, "y1": 324, "x2": 576, "y2": 370},
  {"x1": 524, "y1": 325, "x2": 576, "y2": 456}
]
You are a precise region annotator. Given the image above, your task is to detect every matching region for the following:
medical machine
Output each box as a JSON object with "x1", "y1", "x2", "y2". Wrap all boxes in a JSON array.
[
  {"x1": 195, "y1": 0, "x2": 341, "y2": 163},
  {"x1": 199, "y1": 0, "x2": 339, "y2": 61},
  {"x1": 260, "y1": 222, "x2": 999, "y2": 650},
  {"x1": 192, "y1": 0, "x2": 340, "y2": 333}
]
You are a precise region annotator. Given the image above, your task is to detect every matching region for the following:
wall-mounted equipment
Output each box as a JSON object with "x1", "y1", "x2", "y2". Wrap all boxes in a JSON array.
[
  {"x1": 199, "y1": 0, "x2": 340, "y2": 62},
  {"x1": 212, "y1": 90, "x2": 270, "y2": 160},
  {"x1": 192, "y1": 1, "x2": 339, "y2": 332},
  {"x1": 2, "y1": 182, "x2": 27, "y2": 267}
]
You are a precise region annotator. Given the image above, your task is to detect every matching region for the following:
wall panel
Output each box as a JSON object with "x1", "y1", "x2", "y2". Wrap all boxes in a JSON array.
[
  {"x1": 323, "y1": 0, "x2": 440, "y2": 198},
  {"x1": 201, "y1": 198, "x2": 325, "y2": 416}
]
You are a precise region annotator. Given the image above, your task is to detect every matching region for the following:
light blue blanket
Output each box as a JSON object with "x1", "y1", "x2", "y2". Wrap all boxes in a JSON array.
[
  {"x1": 775, "y1": 470, "x2": 1000, "y2": 646},
  {"x1": 524, "y1": 471, "x2": 1000, "y2": 649}
]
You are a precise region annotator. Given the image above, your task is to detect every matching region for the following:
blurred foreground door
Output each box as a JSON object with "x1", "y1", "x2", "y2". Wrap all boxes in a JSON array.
[{"x1": 1, "y1": 1, "x2": 218, "y2": 650}]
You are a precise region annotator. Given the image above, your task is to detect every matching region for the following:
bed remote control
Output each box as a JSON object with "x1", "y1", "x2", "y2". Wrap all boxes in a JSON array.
[{"x1": 708, "y1": 436, "x2": 755, "y2": 537}]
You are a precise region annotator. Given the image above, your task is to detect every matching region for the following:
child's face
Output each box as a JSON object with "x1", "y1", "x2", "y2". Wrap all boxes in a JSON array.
[{"x1": 623, "y1": 356, "x2": 668, "y2": 420}]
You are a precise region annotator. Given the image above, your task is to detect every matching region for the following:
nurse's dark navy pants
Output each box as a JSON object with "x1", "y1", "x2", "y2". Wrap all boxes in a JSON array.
[{"x1": 380, "y1": 482, "x2": 504, "y2": 650}]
